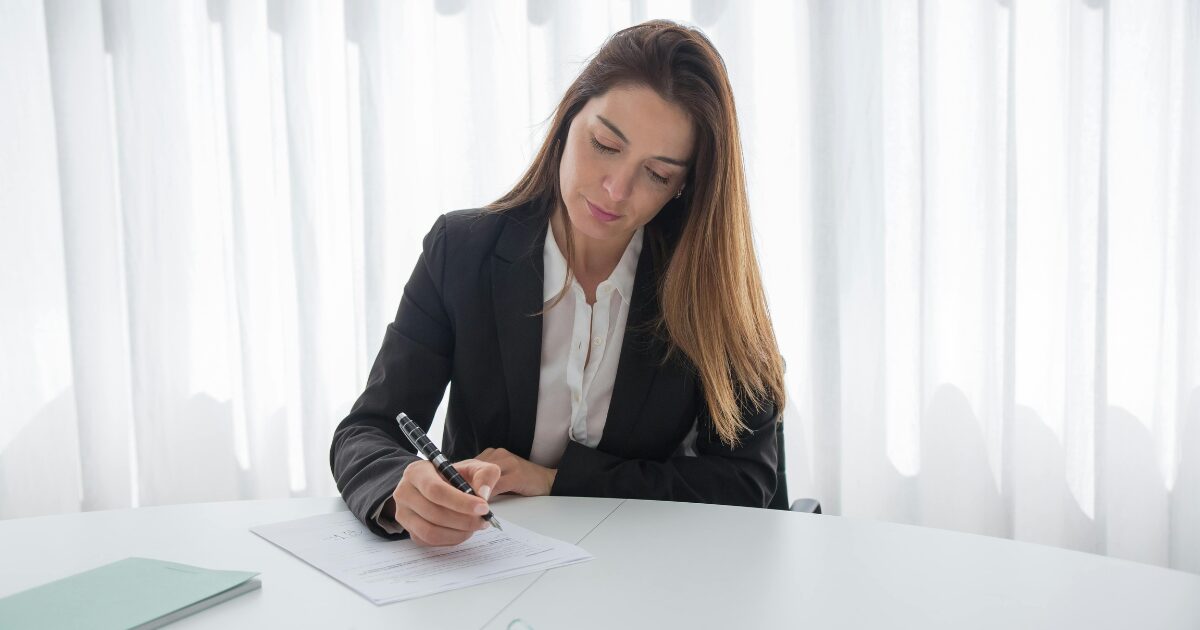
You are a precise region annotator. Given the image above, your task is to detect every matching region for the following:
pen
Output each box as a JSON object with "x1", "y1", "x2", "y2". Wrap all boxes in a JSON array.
[{"x1": 395, "y1": 412, "x2": 502, "y2": 531}]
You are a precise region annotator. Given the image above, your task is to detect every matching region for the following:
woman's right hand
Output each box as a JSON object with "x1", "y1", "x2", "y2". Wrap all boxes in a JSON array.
[{"x1": 390, "y1": 459, "x2": 501, "y2": 546}]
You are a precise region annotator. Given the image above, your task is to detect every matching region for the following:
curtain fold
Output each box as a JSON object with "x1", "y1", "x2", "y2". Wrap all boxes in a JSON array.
[{"x1": 0, "y1": 0, "x2": 1196, "y2": 574}]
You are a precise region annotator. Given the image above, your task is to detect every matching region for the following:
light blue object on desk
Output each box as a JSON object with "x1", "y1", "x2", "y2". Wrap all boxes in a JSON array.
[{"x1": 0, "y1": 557, "x2": 260, "y2": 629}]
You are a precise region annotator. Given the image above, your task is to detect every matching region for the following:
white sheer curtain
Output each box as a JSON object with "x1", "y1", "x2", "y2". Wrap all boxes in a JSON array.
[
  {"x1": 782, "y1": 0, "x2": 1199, "y2": 575},
  {"x1": 1, "y1": 0, "x2": 1196, "y2": 574}
]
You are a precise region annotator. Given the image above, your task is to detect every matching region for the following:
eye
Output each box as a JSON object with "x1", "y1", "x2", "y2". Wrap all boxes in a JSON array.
[
  {"x1": 589, "y1": 137, "x2": 618, "y2": 154},
  {"x1": 646, "y1": 169, "x2": 669, "y2": 186}
]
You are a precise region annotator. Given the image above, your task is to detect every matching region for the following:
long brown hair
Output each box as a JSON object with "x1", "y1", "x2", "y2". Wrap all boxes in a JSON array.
[{"x1": 487, "y1": 19, "x2": 785, "y2": 447}]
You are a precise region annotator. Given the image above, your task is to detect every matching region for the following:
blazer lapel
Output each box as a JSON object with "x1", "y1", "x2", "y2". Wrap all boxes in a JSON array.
[
  {"x1": 491, "y1": 207, "x2": 547, "y2": 460},
  {"x1": 598, "y1": 239, "x2": 661, "y2": 454}
]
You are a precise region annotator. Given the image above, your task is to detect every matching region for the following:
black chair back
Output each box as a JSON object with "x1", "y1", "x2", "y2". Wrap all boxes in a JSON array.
[
  {"x1": 768, "y1": 421, "x2": 790, "y2": 510},
  {"x1": 769, "y1": 420, "x2": 822, "y2": 514}
]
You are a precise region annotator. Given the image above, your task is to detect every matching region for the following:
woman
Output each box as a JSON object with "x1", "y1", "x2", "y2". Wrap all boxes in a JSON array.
[{"x1": 330, "y1": 19, "x2": 786, "y2": 546}]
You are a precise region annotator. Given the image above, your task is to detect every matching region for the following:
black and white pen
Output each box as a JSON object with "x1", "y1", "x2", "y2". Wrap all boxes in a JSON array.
[{"x1": 395, "y1": 412, "x2": 502, "y2": 531}]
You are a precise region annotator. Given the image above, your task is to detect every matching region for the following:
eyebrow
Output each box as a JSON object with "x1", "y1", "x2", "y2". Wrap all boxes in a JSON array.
[{"x1": 596, "y1": 115, "x2": 689, "y2": 167}]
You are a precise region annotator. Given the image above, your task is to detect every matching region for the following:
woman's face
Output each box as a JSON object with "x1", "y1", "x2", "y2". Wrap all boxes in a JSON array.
[{"x1": 558, "y1": 85, "x2": 694, "y2": 243}]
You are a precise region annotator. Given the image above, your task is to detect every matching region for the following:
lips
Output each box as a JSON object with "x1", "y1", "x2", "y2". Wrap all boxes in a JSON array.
[{"x1": 586, "y1": 199, "x2": 620, "y2": 222}]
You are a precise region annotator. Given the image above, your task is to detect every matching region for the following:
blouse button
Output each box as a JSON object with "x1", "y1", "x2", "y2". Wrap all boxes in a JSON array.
[{"x1": 592, "y1": 337, "x2": 603, "y2": 347}]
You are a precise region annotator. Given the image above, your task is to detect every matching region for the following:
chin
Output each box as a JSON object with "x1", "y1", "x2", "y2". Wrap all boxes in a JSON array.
[{"x1": 566, "y1": 199, "x2": 622, "y2": 241}]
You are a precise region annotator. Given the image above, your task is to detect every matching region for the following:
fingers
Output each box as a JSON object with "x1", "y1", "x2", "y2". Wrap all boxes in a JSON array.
[
  {"x1": 488, "y1": 464, "x2": 518, "y2": 496},
  {"x1": 408, "y1": 461, "x2": 490, "y2": 515},
  {"x1": 392, "y1": 460, "x2": 499, "y2": 547},
  {"x1": 475, "y1": 449, "x2": 512, "y2": 475},
  {"x1": 474, "y1": 449, "x2": 554, "y2": 497},
  {"x1": 463, "y1": 460, "x2": 501, "y2": 499},
  {"x1": 405, "y1": 486, "x2": 489, "y2": 533},
  {"x1": 474, "y1": 448, "x2": 524, "y2": 496},
  {"x1": 394, "y1": 505, "x2": 477, "y2": 547}
]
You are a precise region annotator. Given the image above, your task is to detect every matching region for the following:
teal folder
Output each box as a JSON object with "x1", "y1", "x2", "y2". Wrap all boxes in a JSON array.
[{"x1": 0, "y1": 557, "x2": 261, "y2": 630}]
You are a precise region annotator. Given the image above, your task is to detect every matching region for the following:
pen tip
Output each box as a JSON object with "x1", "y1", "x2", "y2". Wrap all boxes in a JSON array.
[{"x1": 491, "y1": 518, "x2": 503, "y2": 531}]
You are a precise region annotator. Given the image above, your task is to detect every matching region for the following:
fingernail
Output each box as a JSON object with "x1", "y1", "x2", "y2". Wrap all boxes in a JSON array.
[
  {"x1": 474, "y1": 503, "x2": 488, "y2": 515},
  {"x1": 480, "y1": 485, "x2": 491, "y2": 501}
]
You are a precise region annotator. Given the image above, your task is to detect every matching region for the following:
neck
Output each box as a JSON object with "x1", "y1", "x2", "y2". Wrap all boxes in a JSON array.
[{"x1": 551, "y1": 209, "x2": 634, "y2": 279}]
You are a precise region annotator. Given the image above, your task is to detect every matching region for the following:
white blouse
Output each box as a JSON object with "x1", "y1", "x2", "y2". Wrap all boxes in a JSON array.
[{"x1": 529, "y1": 224, "x2": 644, "y2": 468}]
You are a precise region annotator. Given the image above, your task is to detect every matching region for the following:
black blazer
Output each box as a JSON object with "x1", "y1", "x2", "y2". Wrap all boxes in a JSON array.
[{"x1": 329, "y1": 199, "x2": 778, "y2": 538}]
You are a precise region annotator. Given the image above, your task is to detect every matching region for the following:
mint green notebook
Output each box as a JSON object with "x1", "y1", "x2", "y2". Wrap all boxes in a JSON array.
[{"x1": 0, "y1": 557, "x2": 260, "y2": 630}]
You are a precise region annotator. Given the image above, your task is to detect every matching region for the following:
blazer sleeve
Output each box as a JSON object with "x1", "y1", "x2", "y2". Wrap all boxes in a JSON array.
[
  {"x1": 329, "y1": 214, "x2": 453, "y2": 539},
  {"x1": 551, "y1": 395, "x2": 779, "y2": 508}
]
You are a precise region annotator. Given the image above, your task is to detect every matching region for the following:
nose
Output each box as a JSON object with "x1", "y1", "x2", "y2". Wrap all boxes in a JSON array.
[{"x1": 602, "y1": 163, "x2": 636, "y2": 203}]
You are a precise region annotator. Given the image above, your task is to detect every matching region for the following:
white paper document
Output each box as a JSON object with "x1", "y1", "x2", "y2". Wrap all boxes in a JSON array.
[{"x1": 250, "y1": 510, "x2": 592, "y2": 605}]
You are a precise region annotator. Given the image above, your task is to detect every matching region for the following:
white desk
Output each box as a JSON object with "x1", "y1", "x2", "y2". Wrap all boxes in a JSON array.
[{"x1": 2, "y1": 497, "x2": 1198, "y2": 629}]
